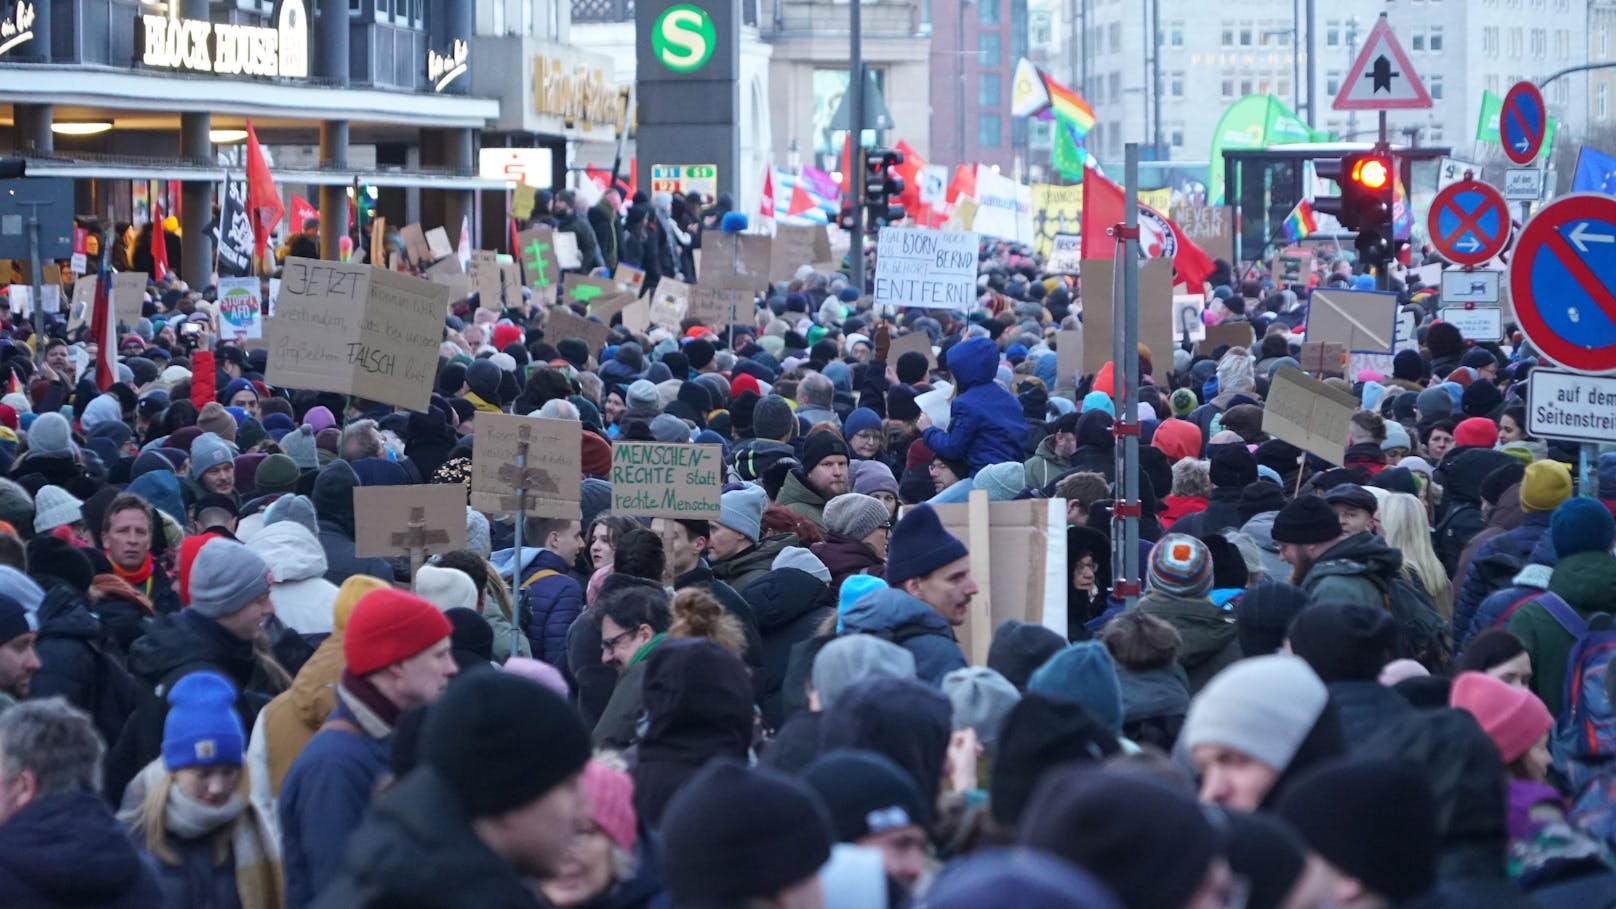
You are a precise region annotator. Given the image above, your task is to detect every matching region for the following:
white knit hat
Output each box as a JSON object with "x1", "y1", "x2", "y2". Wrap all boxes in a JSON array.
[
  {"x1": 33, "y1": 485, "x2": 84, "y2": 534},
  {"x1": 414, "y1": 565, "x2": 478, "y2": 612}
]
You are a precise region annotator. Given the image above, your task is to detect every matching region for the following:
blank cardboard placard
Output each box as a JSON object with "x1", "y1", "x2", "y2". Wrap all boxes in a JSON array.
[
  {"x1": 1306, "y1": 288, "x2": 1399, "y2": 354},
  {"x1": 546, "y1": 306, "x2": 609, "y2": 355},
  {"x1": 425, "y1": 257, "x2": 473, "y2": 304},
  {"x1": 701, "y1": 233, "x2": 771, "y2": 291},
  {"x1": 370, "y1": 215, "x2": 387, "y2": 267},
  {"x1": 1196, "y1": 321, "x2": 1255, "y2": 355},
  {"x1": 425, "y1": 227, "x2": 454, "y2": 261},
  {"x1": 553, "y1": 231, "x2": 582, "y2": 269},
  {"x1": 1262, "y1": 365, "x2": 1360, "y2": 465},
  {"x1": 622, "y1": 296, "x2": 651, "y2": 333},
  {"x1": 514, "y1": 228, "x2": 562, "y2": 294},
  {"x1": 590, "y1": 293, "x2": 635, "y2": 323},
  {"x1": 1055, "y1": 328, "x2": 1082, "y2": 399},
  {"x1": 610, "y1": 442, "x2": 723, "y2": 518},
  {"x1": 887, "y1": 329, "x2": 936, "y2": 371},
  {"x1": 69, "y1": 276, "x2": 96, "y2": 330},
  {"x1": 769, "y1": 223, "x2": 834, "y2": 281},
  {"x1": 265, "y1": 258, "x2": 448, "y2": 412},
  {"x1": 929, "y1": 496, "x2": 1066, "y2": 665},
  {"x1": 470, "y1": 413, "x2": 581, "y2": 518},
  {"x1": 398, "y1": 223, "x2": 431, "y2": 266},
  {"x1": 1298, "y1": 341, "x2": 1346, "y2": 376},
  {"x1": 467, "y1": 251, "x2": 502, "y2": 308},
  {"x1": 689, "y1": 286, "x2": 745, "y2": 328},
  {"x1": 112, "y1": 272, "x2": 148, "y2": 327},
  {"x1": 353, "y1": 484, "x2": 469, "y2": 559},
  {"x1": 650, "y1": 278, "x2": 691, "y2": 330},
  {"x1": 1080, "y1": 257, "x2": 1170, "y2": 383},
  {"x1": 513, "y1": 184, "x2": 537, "y2": 220}
]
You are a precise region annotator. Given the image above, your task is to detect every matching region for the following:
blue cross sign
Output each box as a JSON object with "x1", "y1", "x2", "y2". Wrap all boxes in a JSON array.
[
  {"x1": 1428, "y1": 180, "x2": 1510, "y2": 267},
  {"x1": 1510, "y1": 193, "x2": 1616, "y2": 374}
]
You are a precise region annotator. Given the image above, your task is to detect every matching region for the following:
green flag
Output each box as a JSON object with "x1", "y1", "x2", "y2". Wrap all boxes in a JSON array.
[
  {"x1": 1476, "y1": 90, "x2": 1503, "y2": 142},
  {"x1": 1051, "y1": 112, "x2": 1087, "y2": 181},
  {"x1": 1208, "y1": 95, "x2": 1325, "y2": 205}
]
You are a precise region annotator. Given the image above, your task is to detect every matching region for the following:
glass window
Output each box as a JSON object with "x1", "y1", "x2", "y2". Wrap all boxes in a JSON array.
[
  {"x1": 1170, "y1": 72, "x2": 1184, "y2": 98},
  {"x1": 1171, "y1": 128, "x2": 1184, "y2": 147},
  {"x1": 979, "y1": 32, "x2": 1001, "y2": 65},
  {"x1": 979, "y1": 73, "x2": 1002, "y2": 107},
  {"x1": 978, "y1": 0, "x2": 999, "y2": 25},
  {"x1": 1430, "y1": 26, "x2": 1443, "y2": 52},
  {"x1": 1239, "y1": 77, "x2": 1254, "y2": 95},
  {"x1": 1221, "y1": 78, "x2": 1235, "y2": 99},
  {"x1": 1326, "y1": 21, "x2": 1340, "y2": 47},
  {"x1": 1429, "y1": 74, "x2": 1443, "y2": 99},
  {"x1": 1411, "y1": 34, "x2": 1424, "y2": 51},
  {"x1": 493, "y1": 0, "x2": 505, "y2": 33},
  {"x1": 1221, "y1": 27, "x2": 1234, "y2": 48},
  {"x1": 977, "y1": 113, "x2": 1002, "y2": 148},
  {"x1": 1326, "y1": 72, "x2": 1341, "y2": 96},
  {"x1": 1239, "y1": 27, "x2": 1252, "y2": 46},
  {"x1": 1109, "y1": 22, "x2": 1121, "y2": 53},
  {"x1": 1170, "y1": 22, "x2": 1184, "y2": 47},
  {"x1": 1109, "y1": 71, "x2": 1120, "y2": 103}
]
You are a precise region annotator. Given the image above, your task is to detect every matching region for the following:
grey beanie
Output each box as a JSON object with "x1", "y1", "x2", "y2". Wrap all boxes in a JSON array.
[
  {"x1": 189, "y1": 432, "x2": 238, "y2": 480},
  {"x1": 1414, "y1": 387, "x2": 1451, "y2": 420},
  {"x1": 651, "y1": 413, "x2": 692, "y2": 443},
  {"x1": 941, "y1": 666, "x2": 1021, "y2": 752},
  {"x1": 27, "y1": 412, "x2": 73, "y2": 458},
  {"x1": 32, "y1": 485, "x2": 84, "y2": 534},
  {"x1": 753, "y1": 394, "x2": 796, "y2": 441},
  {"x1": 812, "y1": 635, "x2": 917, "y2": 711},
  {"x1": 824, "y1": 493, "x2": 890, "y2": 541},
  {"x1": 718, "y1": 484, "x2": 767, "y2": 542},
  {"x1": 1180, "y1": 654, "x2": 1328, "y2": 773},
  {"x1": 626, "y1": 379, "x2": 661, "y2": 414},
  {"x1": 279, "y1": 425, "x2": 320, "y2": 470},
  {"x1": 466, "y1": 507, "x2": 491, "y2": 558},
  {"x1": 973, "y1": 461, "x2": 1027, "y2": 501},
  {"x1": 772, "y1": 545, "x2": 831, "y2": 584},
  {"x1": 262, "y1": 494, "x2": 319, "y2": 537},
  {"x1": 187, "y1": 537, "x2": 272, "y2": 618},
  {"x1": 0, "y1": 477, "x2": 35, "y2": 532}
]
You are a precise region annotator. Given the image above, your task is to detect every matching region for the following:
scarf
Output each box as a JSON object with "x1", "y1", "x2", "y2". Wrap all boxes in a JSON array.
[
  {"x1": 463, "y1": 391, "x2": 501, "y2": 414},
  {"x1": 90, "y1": 573, "x2": 156, "y2": 617},
  {"x1": 628, "y1": 632, "x2": 666, "y2": 667},
  {"x1": 106, "y1": 552, "x2": 154, "y2": 596},
  {"x1": 338, "y1": 669, "x2": 403, "y2": 732}
]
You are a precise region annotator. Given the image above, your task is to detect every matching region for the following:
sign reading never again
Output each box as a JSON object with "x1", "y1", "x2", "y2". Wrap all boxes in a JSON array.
[{"x1": 265, "y1": 258, "x2": 447, "y2": 413}]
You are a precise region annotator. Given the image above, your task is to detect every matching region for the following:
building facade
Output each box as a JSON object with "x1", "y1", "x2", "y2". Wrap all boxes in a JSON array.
[{"x1": 928, "y1": 0, "x2": 1025, "y2": 173}]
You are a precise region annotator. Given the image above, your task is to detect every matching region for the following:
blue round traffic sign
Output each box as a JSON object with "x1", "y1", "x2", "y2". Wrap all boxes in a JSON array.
[
  {"x1": 1509, "y1": 193, "x2": 1616, "y2": 374},
  {"x1": 1501, "y1": 81, "x2": 1547, "y2": 166},
  {"x1": 1428, "y1": 179, "x2": 1511, "y2": 267}
]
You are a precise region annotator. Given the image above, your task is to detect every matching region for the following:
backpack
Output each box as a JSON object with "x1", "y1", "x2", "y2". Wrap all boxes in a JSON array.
[
  {"x1": 1534, "y1": 595, "x2": 1616, "y2": 792},
  {"x1": 1374, "y1": 572, "x2": 1454, "y2": 672},
  {"x1": 1434, "y1": 501, "x2": 1484, "y2": 578},
  {"x1": 1492, "y1": 589, "x2": 1557, "y2": 631}
]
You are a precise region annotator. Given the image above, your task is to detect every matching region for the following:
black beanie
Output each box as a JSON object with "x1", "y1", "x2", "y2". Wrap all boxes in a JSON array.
[
  {"x1": 803, "y1": 749, "x2": 931, "y2": 841},
  {"x1": 445, "y1": 607, "x2": 494, "y2": 672},
  {"x1": 1203, "y1": 534, "x2": 1250, "y2": 590},
  {"x1": 887, "y1": 386, "x2": 921, "y2": 422},
  {"x1": 1209, "y1": 445, "x2": 1258, "y2": 489},
  {"x1": 730, "y1": 389, "x2": 759, "y2": 437},
  {"x1": 989, "y1": 694, "x2": 1119, "y2": 825},
  {"x1": 556, "y1": 337, "x2": 590, "y2": 369},
  {"x1": 1019, "y1": 766, "x2": 1222, "y2": 909},
  {"x1": 1237, "y1": 480, "x2": 1287, "y2": 525},
  {"x1": 1460, "y1": 378, "x2": 1503, "y2": 417},
  {"x1": 802, "y1": 430, "x2": 850, "y2": 473},
  {"x1": 661, "y1": 350, "x2": 689, "y2": 379},
  {"x1": 1277, "y1": 759, "x2": 1439, "y2": 902},
  {"x1": 1270, "y1": 495, "x2": 1340, "y2": 544},
  {"x1": 1236, "y1": 582, "x2": 1310, "y2": 657},
  {"x1": 1287, "y1": 602, "x2": 1398, "y2": 682},
  {"x1": 421, "y1": 671, "x2": 589, "y2": 817},
  {"x1": 25, "y1": 535, "x2": 95, "y2": 594},
  {"x1": 465, "y1": 359, "x2": 501, "y2": 403},
  {"x1": 1226, "y1": 811, "x2": 1310, "y2": 909},
  {"x1": 987, "y1": 619, "x2": 1066, "y2": 692},
  {"x1": 1479, "y1": 462, "x2": 1526, "y2": 506},
  {"x1": 661, "y1": 759, "x2": 834, "y2": 902},
  {"x1": 896, "y1": 350, "x2": 930, "y2": 384},
  {"x1": 684, "y1": 338, "x2": 716, "y2": 370}
]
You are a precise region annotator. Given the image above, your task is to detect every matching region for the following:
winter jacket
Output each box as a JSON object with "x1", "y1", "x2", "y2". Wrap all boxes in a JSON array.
[
  {"x1": 0, "y1": 792, "x2": 163, "y2": 908},
  {"x1": 794, "y1": 404, "x2": 840, "y2": 431},
  {"x1": 1463, "y1": 534, "x2": 1557, "y2": 649},
  {"x1": 1158, "y1": 495, "x2": 1208, "y2": 528},
  {"x1": 31, "y1": 583, "x2": 140, "y2": 749},
  {"x1": 922, "y1": 337, "x2": 1025, "y2": 475},
  {"x1": 731, "y1": 438, "x2": 796, "y2": 482},
  {"x1": 1116, "y1": 664, "x2": 1189, "y2": 751},
  {"x1": 1434, "y1": 447, "x2": 1517, "y2": 576},
  {"x1": 1455, "y1": 510, "x2": 1551, "y2": 644},
  {"x1": 742, "y1": 566, "x2": 835, "y2": 730},
  {"x1": 1136, "y1": 592, "x2": 1242, "y2": 695},
  {"x1": 632, "y1": 639, "x2": 755, "y2": 829},
  {"x1": 254, "y1": 631, "x2": 344, "y2": 798},
  {"x1": 1454, "y1": 484, "x2": 1523, "y2": 601},
  {"x1": 1326, "y1": 679, "x2": 1415, "y2": 744},
  {"x1": 810, "y1": 534, "x2": 885, "y2": 595},
  {"x1": 1294, "y1": 532, "x2": 1405, "y2": 613},
  {"x1": 312, "y1": 462, "x2": 395, "y2": 586},
  {"x1": 710, "y1": 533, "x2": 799, "y2": 595},
  {"x1": 776, "y1": 469, "x2": 830, "y2": 531},
  {"x1": 280, "y1": 688, "x2": 394, "y2": 909},
  {"x1": 558, "y1": 210, "x2": 605, "y2": 272},
  {"x1": 1168, "y1": 486, "x2": 1245, "y2": 537},
  {"x1": 672, "y1": 564, "x2": 766, "y2": 686},
  {"x1": 1510, "y1": 550, "x2": 1616, "y2": 717},
  {"x1": 255, "y1": 521, "x2": 339, "y2": 636},
  {"x1": 1022, "y1": 436, "x2": 1070, "y2": 492},
  {"x1": 310, "y1": 769, "x2": 550, "y2": 909},
  {"x1": 589, "y1": 200, "x2": 619, "y2": 272},
  {"x1": 1240, "y1": 511, "x2": 1289, "y2": 583},
  {"x1": 838, "y1": 588, "x2": 967, "y2": 685},
  {"x1": 516, "y1": 548, "x2": 584, "y2": 671}
]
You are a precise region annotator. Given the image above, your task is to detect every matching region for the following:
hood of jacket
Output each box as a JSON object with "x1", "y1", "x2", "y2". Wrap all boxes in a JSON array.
[
  {"x1": 1439, "y1": 447, "x2": 1517, "y2": 505},
  {"x1": 1139, "y1": 592, "x2": 1238, "y2": 664},
  {"x1": 0, "y1": 792, "x2": 159, "y2": 906},
  {"x1": 741, "y1": 566, "x2": 834, "y2": 634},
  {"x1": 839, "y1": 587, "x2": 952, "y2": 639},
  {"x1": 36, "y1": 583, "x2": 101, "y2": 640},
  {"x1": 253, "y1": 520, "x2": 330, "y2": 583},
  {"x1": 732, "y1": 438, "x2": 797, "y2": 480},
  {"x1": 126, "y1": 608, "x2": 254, "y2": 687},
  {"x1": 1074, "y1": 409, "x2": 1115, "y2": 450},
  {"x1": 639, "y1": 637, "x2": 754, "y2": 762},
  {"x1": 313, "y1": 459, "x2": 362, "y2": 538},
  {"x1": 1362, "y1": 709, "x2": 1509, "y2": 857},
  {"x1": 777, "y1": 468, "x2": 827, "y2": 510},
  {"x1": 1119, "y1": 664, "x2": 1190, "y2": 721},
  {"x1": 821, "y1": 676, "x2": 952, "y2": 807},
  {"x1": 812, "y1": 534, "x2": 882, "y2": 577},
  {"x1": 1153, "y1": 418, "x2": 1202, "y2": 462},
  {"x1": 1307, "y1": 531, "x2": 1404, "y2": 583},
  {"x1": 1484, "y1": 483, "x2": 1523, "y2": 532},
  {"x1": 947, "y1": 336, "x2": 1001, "y2": 390},
  {"x1": 1548, "y1": 550, "x2": 1616, "y2": 614}
]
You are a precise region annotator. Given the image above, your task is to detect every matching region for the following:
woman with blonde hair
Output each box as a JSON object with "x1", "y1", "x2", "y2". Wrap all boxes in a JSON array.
[
  {"x1": 1377, "y1": 491, "x2": 1455, "y2": 621},
  {"x1": 122, "y1": 671, "x2": 284, "y2": 909}
]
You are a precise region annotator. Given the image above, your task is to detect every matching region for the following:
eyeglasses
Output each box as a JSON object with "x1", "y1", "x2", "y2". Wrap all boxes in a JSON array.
[{"x1": 601, "y1": 628, "x2": 636, "y2": 653}]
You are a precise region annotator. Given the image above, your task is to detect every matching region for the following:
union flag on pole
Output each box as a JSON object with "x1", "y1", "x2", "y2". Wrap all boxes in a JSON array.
[{"x1": 244, "y1": 120, "x2": 283, "y2": 261}]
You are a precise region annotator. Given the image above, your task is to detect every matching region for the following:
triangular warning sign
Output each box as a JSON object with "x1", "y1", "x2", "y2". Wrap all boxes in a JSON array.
[{"x1": 1333, "y1": 15, "x2": 1433, "y2": 111}]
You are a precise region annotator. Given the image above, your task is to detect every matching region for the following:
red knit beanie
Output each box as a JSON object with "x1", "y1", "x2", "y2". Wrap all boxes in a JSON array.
[
  {"x1": 1448, "y1": 671, "x2": 1552, "y2": 763},
  {"x1": 492, "y1": 323, "x2": 524, "y2": 352},
  {"x1": 344, "y1": 589, "x2": 454, "y2": 675},
  {"x1": 1452, "y1": 417, "x2": 1499, "y2": 450}
]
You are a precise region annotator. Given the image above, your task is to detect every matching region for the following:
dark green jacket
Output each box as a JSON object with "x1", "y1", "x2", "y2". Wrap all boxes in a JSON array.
[
  {"x1": 1510, "y1": 550, "x2": 1616, "y2": 716},
  {"x1": 1137, "y1": 591, "x2": 1241, "y2": 695}
]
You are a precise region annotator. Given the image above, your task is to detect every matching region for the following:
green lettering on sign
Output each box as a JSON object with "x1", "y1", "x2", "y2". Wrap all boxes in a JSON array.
[{"x1": 652, "y1": 4, "x2": 715, "y2": 74}]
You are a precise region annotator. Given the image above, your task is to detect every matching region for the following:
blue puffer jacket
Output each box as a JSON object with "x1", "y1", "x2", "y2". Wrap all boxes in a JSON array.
[
  {"x1": 0, "y1": 792, "x2": 162, "y2": 908},
  {"x1": 1453, "y1": 511, "x2": 1552, "y2": 643},
  {"x1": 519, "y1": 548, "x2": 583, "y2": 671},
  {"x1": 922, "y1": 337, "x2": 1025, "y2": 475},
  {"x1": 838, "y1": 588, "x2": 967, "y2": 685},
  {"x1": 280, "y1": 697, "x2": 392, "y2": 909}
]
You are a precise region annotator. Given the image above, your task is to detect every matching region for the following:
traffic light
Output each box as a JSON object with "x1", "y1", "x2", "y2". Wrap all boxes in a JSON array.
[
  {"x1": 1313, "y1": 149, "x2": 1394, "y2": 269},
  {"x1": 863, "y1": 147, "x2": 906, "y2": 230}
]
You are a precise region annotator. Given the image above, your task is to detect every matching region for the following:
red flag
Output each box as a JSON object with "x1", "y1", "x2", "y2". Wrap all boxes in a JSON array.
[
  {"x1": 244, "y1": 120, "x2": 283, "y2": 260},
  {"x1": 945, "y1": 165, "x2": 976, "y2": 206},
  {"x1": 150, "y1": 201, "x2": 170, "y2": 278},
  {"x1": 892, "y1": 140, "x2": 926, "y2": 225},
  {"x1": 90, "y1": 238, "x2": 116, "y2": 391},
  {"x1": 839, "y1": 134, "x2": 855, "y2": 198},
  {"x1": 786, "y1": 181, "x2": 816, "y2": 218},
  {"x1": 290, "y1": 195, "x2": 318, "y2": 235},
  {"x1": 759, "y1": 168, "x2": 775, "y2": 220},
  {"x1": 1081, "y1": 167, "x2": 1215, "y2": 287}
]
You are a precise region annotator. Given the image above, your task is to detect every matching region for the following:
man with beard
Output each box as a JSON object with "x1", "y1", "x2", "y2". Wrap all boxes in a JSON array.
[
  {"x1": 1271, "y1": 495, "x2": 1404, "y2": 611},
  {"x1": 0, "y1": 594, "x2": 39, "y2": 713},
  {"x1": 775, "y1": 431, "x2": 850, "y2": 533}
]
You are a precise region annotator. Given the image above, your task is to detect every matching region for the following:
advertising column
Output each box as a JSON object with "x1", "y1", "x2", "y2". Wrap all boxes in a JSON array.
[{"x1": 634, "y1": 0, "x2": 740, "y2": 203}]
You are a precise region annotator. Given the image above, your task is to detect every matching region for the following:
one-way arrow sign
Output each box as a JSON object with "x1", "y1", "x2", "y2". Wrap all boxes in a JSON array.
[{"x1": 1334, "y1": 14, "x2": 1433, "y2": 111}]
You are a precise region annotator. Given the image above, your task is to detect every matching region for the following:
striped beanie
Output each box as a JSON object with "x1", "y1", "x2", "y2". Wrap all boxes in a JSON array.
[{"x1": 1148, "y1": 533, "x2": 1213, "y2": 598}]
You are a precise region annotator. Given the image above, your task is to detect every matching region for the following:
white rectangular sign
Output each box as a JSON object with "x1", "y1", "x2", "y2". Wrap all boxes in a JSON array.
[
  {"x1": 1441, "y1": 269, "x2": 1501, "y2": 305},
  {"x1": 873, "y1": 228, "x2": 980, "y2": 310},
  {"x1": 1504, "y1": 168, "x2": 1545, "y2": 201},
  {"x1": 1437, "y1": 157, "x2": 1485, "y2": 191},
  {"x1": 1437, "y1": 306, "x2": 1503, "y2": 342},
  {"x1": 1527, "y1": 369, "x2": 1616, "y2": 443}
]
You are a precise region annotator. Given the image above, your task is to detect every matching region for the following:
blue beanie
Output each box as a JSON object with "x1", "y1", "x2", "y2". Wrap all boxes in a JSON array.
[
  {"x1": 843, "y1": 407, "x2": 882, "y2": 440},
  {"x1": 1081, "y1": 391, "x2": 1114, "y2": 416},
  {"x1": 162, "y1": 671, "x2": 244, "y2": 771},
  {"x1": 885, "y1": 504, "x2": 969, "y2": 587},
  {"x1": 219, "y1": 377, "x2": 257, "y2": 405},
  {"x1": 838, "y1": 574, "x2": 888, "y2": 633},
  {"x1": 1551, "y1": 497, "x2": 1616, "y2": 558},
  {"x1": 1027, "y1": 642, "x2": 1124, "y2": 735}
]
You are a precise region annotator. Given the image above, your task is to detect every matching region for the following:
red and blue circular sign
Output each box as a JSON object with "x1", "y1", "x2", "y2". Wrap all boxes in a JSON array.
[
  {"x1": 1509, "y1": 193, "x2": 1616, "y2": 375},
  {"x1": 1501, "y1": 82, "x2": 1547, "y2": 166},
  {"x1": 1428, "y1": 179, "x2": 1511, "y2": 267}
]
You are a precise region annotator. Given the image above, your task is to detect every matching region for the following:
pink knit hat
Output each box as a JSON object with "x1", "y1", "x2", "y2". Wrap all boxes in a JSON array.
[
  {"x1": 579, "y1": 760, "x2": 637, "y2": 853},
  {"x1": 1448, "y1": 671, "x2": 1552, "y2": 763},
  {"x1": 500, "y1": 657, "x2": 570, "y2": 697}
]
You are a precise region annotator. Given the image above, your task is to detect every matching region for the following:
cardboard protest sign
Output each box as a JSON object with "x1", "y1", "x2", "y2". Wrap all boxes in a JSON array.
[
  {"x1": 370, "y1": 216, "x2": 387, "y2": 269},
  {"x1": 591, "y1": 293, "x2": 636, "y2": 323},
  {"x1": 929, "y1": 494, "x2": 1067, "y2": 666},
  {"x1": 553, "y1": 231, "x2": 582, "y2": 270},
  {"x1": 1298, "y1": 341, "x2": 1346, "y2": 377},
  {"x1": 69, "y1": 276, "x2": 96, "y2": 331},
  {"x1": 1262, "y1": 365, "x2": 1360, "y2": 465},
  {"x1": 514, "y1": 228, "x2": 562, "y2": 294},
  {"x1": 513, "y1": 183, "x2": 538, "y2": 220},
  {"x1": 1080, "y1": 258, "x2": 1171, "y2": 383},
  {"x1": 1306, "y1": 288, "x2": 1399, "y2": 354},
  {"x1": 701, "y1": 233, "x2": 771, "y2": 291},
  {"x1": 216, "y1": 277, "x2": 263, "y2": 339},
  {"x1": 1196, "y1": 321, "x2": 1255, "y2": 355},
  {"x1": 39, "y1": 285, "x2": 60, "y2": 314},
  {"x1": 353, "y1": 485, "x2": 468, "y2": 574},
  {"x1": 465, "y1": 251, "x2": 501, "y2": 309},
  {"x1": 1273, "y1": 248, "x2": 1313, "y2": 285},
  {"x1": 613, "y1": 264, "x2": 646, "y2": 295},
  {"x1": 768, "y1": 223, "x2": 834, "y2": 281},
  {"x1": 500, "y1": 260, "x2": 524, "y2": 309},
  {"x1": 689, "y1": 286, "x2": 745, "y2": 328},
  {"x1": 563, "y1": 274, "x2": 618, "y2": 310},
  {"x1": 1046, "y1": 234, "x2": 1081, "y2": 274},
  {"x1": 425, "y1": 227, "x2": 454, "y2": 261},
  {"x1": 1173, "y1": 294, "x2": 1207, "y2": 344},
  {"x1": 1055, "y1": 328, "x2": 1082, "y2": 400},
  {"x1": 398, "y1": 223, "x2": 431, "y2": 265},
  {"x1": 265, "y1": 258, "x2": 448, "y2": 412},
  {"x1": 425, "y1": 256, "x2": 473, "y2": 303},
  {"x1": 112, "y1": 272, "x2": 148, "y2": 328},
  {"x1": 874, "y1": 228, "x2": 979, "y2": 310},
  {"x1": 1170, "y1": 205, "x2": 1233, "y2": 263},
  {"x1": 546, "y1": 306, "x2": 609, "y2": 355},
  {"x1": 622, "y1": 296, "x2": 651, "y2": 333},
  {"x1": 887, "y1": 329, "x2": 936, "y2": 372},
  {"x1": 650, "y1": 278, "x2": 691, "y2": 331},
  {"x1": 470, "y1": 413, "x2": 581, "y2": 518},
  {"x1": 610, "y1": 442, "x2": 723, "y2": 518},
  {"x1": 7, "y1": 286, "x2": 30, "y2": 318}
]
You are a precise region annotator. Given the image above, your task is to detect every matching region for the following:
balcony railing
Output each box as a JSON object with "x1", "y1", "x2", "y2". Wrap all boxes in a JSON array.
[{"x1": 572, "y1": 0, "x2": 753, "y2": 25}]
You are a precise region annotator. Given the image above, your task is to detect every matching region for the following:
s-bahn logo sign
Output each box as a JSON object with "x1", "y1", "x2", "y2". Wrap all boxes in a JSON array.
[
  {"x1": 652, "y1": 4, "x2": 715, "y2": 74},
  {"x1": 141, "y1": 0, "x2": 308, "y2": 79}
]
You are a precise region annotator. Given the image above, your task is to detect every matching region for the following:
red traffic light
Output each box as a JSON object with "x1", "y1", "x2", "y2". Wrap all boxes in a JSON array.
[{"x1": 1351, "y1": 157, "x2": 1390, "y2": 190}]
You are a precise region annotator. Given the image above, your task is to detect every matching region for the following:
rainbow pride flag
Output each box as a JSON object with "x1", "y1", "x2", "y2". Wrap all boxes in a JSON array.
[
  {"x1": 1044, "y1": 75, "x2": 1097, "y2": 134},
  {"x1": 1282, "y1": 199, "x2": 1317, "y2": 242}
]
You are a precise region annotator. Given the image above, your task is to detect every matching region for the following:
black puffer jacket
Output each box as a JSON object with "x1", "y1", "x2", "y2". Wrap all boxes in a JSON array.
[
  {"x1": 741, "y1": 566, "x2": 834, "y2": 730},
  {"x1": 313, "y1": 460, "x2": 396, "y2": 585},
  {"x1": 631, "y1": 638, "x2": 754, "y2": 829},
  {"x1": 1325, "y1": 679, "x2": 1414, "y2": 745},
  {"x1": 0, "y1": 792, "x2": 163, "y2": 908},
  {"x1": 30, "y1": 583, "x2": 140, "y2": 748}
]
